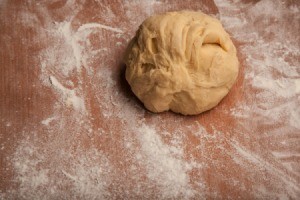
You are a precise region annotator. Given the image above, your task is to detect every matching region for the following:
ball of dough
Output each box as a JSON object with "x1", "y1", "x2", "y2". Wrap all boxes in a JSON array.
[{"x1": 124, "y1": 11, "x2": 239, "y2": 115}]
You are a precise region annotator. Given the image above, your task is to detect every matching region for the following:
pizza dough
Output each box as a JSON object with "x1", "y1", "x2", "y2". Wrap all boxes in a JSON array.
[{"x1": 124, "y1": 11, "x2": 239, "y2": 115}]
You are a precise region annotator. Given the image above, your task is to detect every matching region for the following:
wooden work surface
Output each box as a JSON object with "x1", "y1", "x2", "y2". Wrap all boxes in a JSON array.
[{"x1": 0, "y1": 0, "x2": 299, "y2": 199}]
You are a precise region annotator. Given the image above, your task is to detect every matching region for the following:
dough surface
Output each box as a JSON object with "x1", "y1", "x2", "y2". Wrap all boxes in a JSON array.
[{"x1": 124, "y1": 11, "x2": 239, "y2": 115}]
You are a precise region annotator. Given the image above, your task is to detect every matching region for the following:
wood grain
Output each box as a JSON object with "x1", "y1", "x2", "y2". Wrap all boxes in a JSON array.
[{"x1": 0, "y1": 0, "x2": 299, "y2": 199}]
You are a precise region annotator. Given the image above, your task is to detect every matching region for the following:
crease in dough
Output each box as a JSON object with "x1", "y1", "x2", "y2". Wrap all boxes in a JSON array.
[{"x1": 124, "y1": 11, "x2": 239, "y2": 115}]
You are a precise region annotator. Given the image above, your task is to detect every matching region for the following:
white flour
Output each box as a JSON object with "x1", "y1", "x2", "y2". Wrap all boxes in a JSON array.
[
  {"x1": 216, "y1": 0, "x2": 300, "y2": 130},
  {"x1": 137, "y1": 125, "x2": 195, "y2": 198},
  {"x1": 49, "y1": 76, "x2": 86, "y2": 112},
  {"x1": 215, "y1": 0, "x2": 300, "y2": 198},
  {"x1": 1, "y1": 0, "x2": 299, "y2": 199}
]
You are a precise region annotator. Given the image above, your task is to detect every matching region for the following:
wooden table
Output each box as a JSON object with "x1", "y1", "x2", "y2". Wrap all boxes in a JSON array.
[{"x1": 1, "y1": 0, "x2": 299, "y2": 199}]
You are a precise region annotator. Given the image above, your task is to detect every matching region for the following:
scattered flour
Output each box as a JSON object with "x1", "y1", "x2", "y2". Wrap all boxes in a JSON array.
[
  {"x1": 49, "y1": 76, "x2": 86, "y2": 112},
  {"x1": 137, "y1": 125, "x2": 195, "y2": 199},
  {"x1": 215, "y1": 0, "x2": 300, "y2": 198},
  {"x1": 217, "y1": 0, "x2": 300, "y2": 130},
  {"x1": 3, "y1": 1, "x2": 197, "y2": 199},
  {"x1": 77, "y1": 23, "x2": 123, "y2": 33},
  {"x1": 41, "y1": 116, "x2": 56, "y2": 126},
  {"x1": 2, "y1": 0, "x2": 299, "y2": 199},
  {"x1": 8, "y1": 134, "x2": 112, "y2": 199}
]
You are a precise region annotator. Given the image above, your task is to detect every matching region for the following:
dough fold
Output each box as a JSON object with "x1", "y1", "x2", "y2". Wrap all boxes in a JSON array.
[{"x1": 124, "y1": 11, "x2": 239, "y2": 115}]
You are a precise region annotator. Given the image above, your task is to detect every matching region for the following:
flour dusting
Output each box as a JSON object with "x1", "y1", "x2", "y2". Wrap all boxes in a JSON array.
[
  {"x1": 137, "y1": 125, "x2": 195, "y2": 199},
  {"x1": 49, "y1": 76, "x2": 86, "y2": 112},
  {"x1": 8, "y1": 133, "x2": 112, "y2": 199},
  {"x1": 1, "y1": 0, "x2": 299, "y2": 199},
  {"x1": 3, "y1": 1, "x2": 196, "y2": 199},
  {"x1": 77, "y1": 23, "x2": 123, "y2": 33},
  {"x1": 215, "y1": 0, "x2": 300, "y2": 198},
  {"x1": 41, "y1": 116, "x2": 56, "y2": 126}
]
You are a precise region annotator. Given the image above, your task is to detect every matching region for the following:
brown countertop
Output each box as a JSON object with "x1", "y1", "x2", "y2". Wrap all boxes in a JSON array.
[{"x1": 0, "y1": 0, "x2": 299, "y2": 199}]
